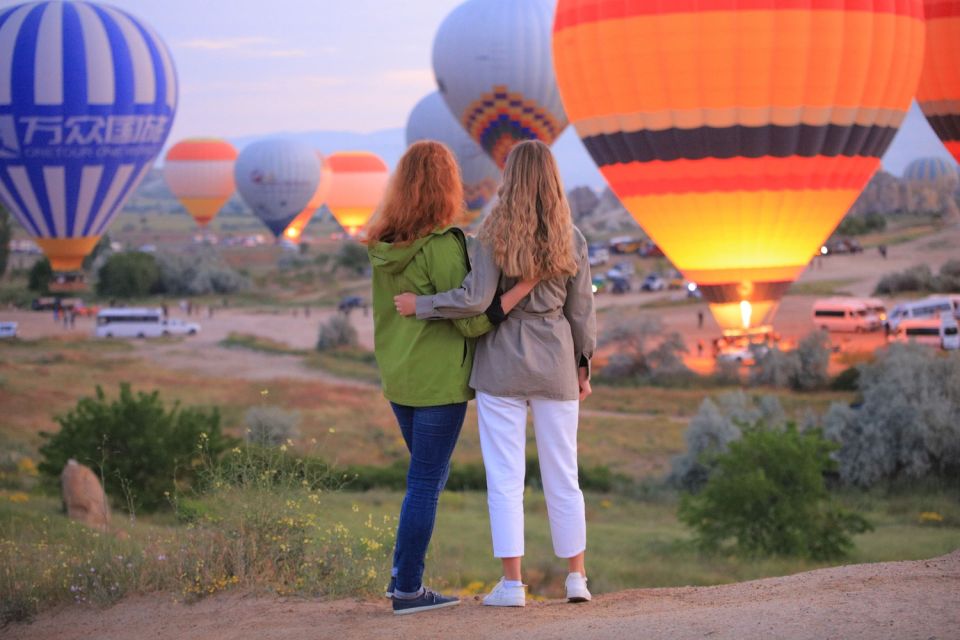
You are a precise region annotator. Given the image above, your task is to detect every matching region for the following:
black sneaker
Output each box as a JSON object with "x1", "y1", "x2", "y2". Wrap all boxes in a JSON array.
[
  {"x1": 385, "y1": 576, "x2": 396, "y2": 599},
  {"x1": 392, "y1": 588, "x2": 460, "y2": 616}
]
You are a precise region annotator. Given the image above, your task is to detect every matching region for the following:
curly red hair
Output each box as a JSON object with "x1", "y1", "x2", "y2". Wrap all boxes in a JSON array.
[{"x1": 366, "y1": 141, "x2": 464, "y2": 245}]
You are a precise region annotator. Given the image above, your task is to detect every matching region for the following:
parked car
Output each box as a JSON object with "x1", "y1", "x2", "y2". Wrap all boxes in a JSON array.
[
  {"x1": 641, "y1": 274, "x2": 665, "y2": 291},
  {"x1": 71, "y1": 302, "x2": 100, "y2": 317},
  {"x1": 591, "y1": 275, "x2": 607, "y2": 294},
  {"x1": 0, "y1": 322, "x2": 18, "y2": 339},
  {"x1": 607, "y1": 274, "x2": 631, "y2": 294},
  {"x1": 608, "y1": 236, "x2": 646, "y2": 254},
  {"x1": 812, "y1": 298, "x2": 881, "y2": 332},
  {"x1": 890, "y1": 316, "x2": 959, "y2": 350},
  {"x1": 820, "y1": 238, "x2": 863, "y2": 255},
  {"x1": 338, "y1": 295, "x2": 368, "y2": 314},
  {"x1": 886, "y1": 296, "x2": 955, "y2": 332},
  {"x1": 587, "y1": 244, "x2": 609, "y2": 267}
]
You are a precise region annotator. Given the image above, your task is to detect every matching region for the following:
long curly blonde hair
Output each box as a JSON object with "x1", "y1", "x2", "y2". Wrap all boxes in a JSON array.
[{"x1": 479, "y1": 140, "x2": 577, "y2": 279}]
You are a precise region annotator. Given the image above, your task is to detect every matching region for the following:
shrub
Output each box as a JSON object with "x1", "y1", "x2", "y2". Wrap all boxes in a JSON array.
[
  {"x1": 829, "y1": 365, "x2": 861, "y2": 391},
  {"x1": 835, "y1": 211, "x2": 887, "y2": 236},
  {"x1": 155, "y1": 253, "x2": 249, "y2": 295},
  {"x1": 335, "y1": 242, "x2": 369, "y2": 275},
  {"x1": 244, "y1": 406, "x2": 300, "y2": 447},
  {"x1": 598, "y1": 317, "x2": 695, "y2": 385},
  {"x1": 28, "y1": 257, "x2": 52, "y2": 293},
  {"x1": 749, "y1": 331, "x2": 830, "y2": 391},
  {"x1": 96, "y1": 252, "x2": 160, "y2": 298},
  {"x1": 316, "y1": 315, "x2": 358, "y2": 351},
  {"x1": 668, "y1": 392, "x2": 786, "y2": 492},
  {"x1": 873, "y1": 262, "x2": 960, "y2": 295},
  {"x1": 38, "y1": 384, "x2": 235, "y2": 512},
  {"x1": 679, "y1": 423, "x2": 872, "y2": 559},
  {"x1": 823, "y1": 345, "x2": 960, "y2": 486},
  {"x1": 749, "y1": 345, "x2": 797, "y2": 388}
]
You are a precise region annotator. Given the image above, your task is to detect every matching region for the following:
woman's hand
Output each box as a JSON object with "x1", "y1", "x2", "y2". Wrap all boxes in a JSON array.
[
  {"x1": 578, "y1": 366, "x2": 592, "y2": 401},
  {"x1": 500, "y1": 277, "x2": 539, "y2": 313},
  {"x1": 394, "y1": 292, "x2": 417, "y2": 316}
]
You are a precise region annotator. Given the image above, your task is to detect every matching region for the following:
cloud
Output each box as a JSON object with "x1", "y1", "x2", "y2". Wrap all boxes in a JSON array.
[
  {"x1": 380, "y1": 68, "x2": 436, "y2": 91},
  {"x1": 177, "y1": 36, "x2": 273, "y2": 51}
]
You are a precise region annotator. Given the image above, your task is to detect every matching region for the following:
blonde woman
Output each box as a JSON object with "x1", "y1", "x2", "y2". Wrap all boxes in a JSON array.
[{"x1": 395, "y1": 140, "x2": 596, "y2": 606}]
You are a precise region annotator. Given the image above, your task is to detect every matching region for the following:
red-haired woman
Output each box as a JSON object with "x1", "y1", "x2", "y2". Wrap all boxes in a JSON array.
[{"x1": 366, "y1": 140, "x2": 533, "y2": 615}]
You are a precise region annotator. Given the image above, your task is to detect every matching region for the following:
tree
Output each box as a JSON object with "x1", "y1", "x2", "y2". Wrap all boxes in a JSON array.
[
  {"x1": 96, "y1": 252, "x2": 160, "y2": 298},
  {"x1": 679, "y1": 423, "x2": 871, "y2": 559},
  {"x1": 0, "y1": 204, "x2": 11, "y2": 278},
  {"x1": 28, "y1": 257, "x2": 52, "y2": 293}
]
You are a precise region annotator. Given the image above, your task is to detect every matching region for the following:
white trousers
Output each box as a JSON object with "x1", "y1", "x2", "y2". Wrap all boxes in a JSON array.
[{"x1": 475, "y1": 392, "x2": 586, "y2": 559}]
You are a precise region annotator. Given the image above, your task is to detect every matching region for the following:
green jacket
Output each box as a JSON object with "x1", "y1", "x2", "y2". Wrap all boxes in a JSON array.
[{"x1": 368, "y1": 227, "x2": 493, "y2": 407}]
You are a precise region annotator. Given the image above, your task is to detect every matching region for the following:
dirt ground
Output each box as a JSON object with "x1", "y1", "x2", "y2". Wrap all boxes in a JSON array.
[{"x1": 8, "y1": 551, "x2": 959, "y2": 640}]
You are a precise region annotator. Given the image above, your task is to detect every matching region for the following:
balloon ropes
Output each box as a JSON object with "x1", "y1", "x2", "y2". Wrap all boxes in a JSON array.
[
  {"x1": 0, "y1": 1, "x2": 177, "y2": 272},
  {"x1": 282, "y1": 151, "x2": 330, "y2": 243},
  {"x1": 406, "y1": 92, "x2": 500, "y2": 227},
  {"x1": 163, "y1": 138, "x2": 237, "y2": 229},
  {"x1": 325, "y1": 151, "x2": 389, "y2": 238},
  {"x1": 553, "y1": 0, "x2": 924, "y2": 333},
  {"x1": 917, "y1": 0, "x2": 960, "y2": 163},
  {"x1": 433, "y1": 0, "x2": 567, "y2": 169}
]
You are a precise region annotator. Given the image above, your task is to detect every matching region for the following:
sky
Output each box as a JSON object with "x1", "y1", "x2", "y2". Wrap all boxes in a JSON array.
[{"x1": 0, "y1": 0, "x2": 464, "y2": 141}]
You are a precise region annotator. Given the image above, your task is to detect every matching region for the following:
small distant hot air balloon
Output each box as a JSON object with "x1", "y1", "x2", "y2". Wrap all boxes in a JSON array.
[
  {"x1": 433, "y1": 0, "x2": 567, "y2": 168},
  {"x1": 163, "y1": 138, "x2": 237, "y2": 228},
  {"x1": 0, "y1": 1, "x2": 177, "y2": 273},
  {"x1": 903, "y1": 157, "x2": 960, "y2": 189},
  {"x1": 325, "y1": 151, "x2": 389, "y2": 237},
  {"x1": 553, "y1": 0, "x2": 925, "y2": 333},
  {"x1": 282, "y1": 152, "x2": 331, "y2": 243},
  {"x1": 917, "y1": 0, "x2": 960, "y2": 163},
  {"x1": 406, "y1": 92, "x2": 501, "y2": 227},
  {"x1": 234, "y1": 139, "x2": 319, "y2": 238}
]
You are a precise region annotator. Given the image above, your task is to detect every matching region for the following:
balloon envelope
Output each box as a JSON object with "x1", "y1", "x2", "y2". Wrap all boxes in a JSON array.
[
  {"x1": 406, "y1": 92, "x2": 500, "y2": 227},
  {"x1": 433, "y1": 0, "x2": 567, "y2": 168},
  {"x1": 553, "y1": 0, "x2": 924, "y2": 332},
  {"x1": 235, "y1": 139, "x2": 319, "y2": 238},
  {"x1": 903, "y1": 156, "x2": 959, "y2": 190},
  {"x1": 916, "y1": 0, "x2": 960, "y2": 163},
  {"x1": 282, "y1": 151, "x2": 331, "y2": 242},
  {"x1": 0, "y1": 1, "x2": 177, "y2": 271},
  {"x1": 325, "y1": 151, "x2": 389, "y2": 237},
  {"x1": 164, "y1": 138, "x2": 237, "y2": 228}
]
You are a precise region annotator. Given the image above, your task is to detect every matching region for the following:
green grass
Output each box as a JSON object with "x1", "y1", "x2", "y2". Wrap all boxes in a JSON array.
[{"x1": 305, "y1": 349, "x2": 381, "y2": 384}]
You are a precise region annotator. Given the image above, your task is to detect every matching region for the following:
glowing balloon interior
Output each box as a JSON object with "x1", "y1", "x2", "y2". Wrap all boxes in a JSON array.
[
  {"x1": 917, "y1": 0, "x2": 960, "y2": 163},
  {"x1": 553, "y1": 0, "x2": 925, "y2": 332},
  {"x1": 0, "y1": 1, "x2": 177, "y2": 272},
  {"x1": 234, "y1": 139, "x2": 320, "y2": 238},
  {"x1": 282, "y1": 152, "x2": 331, "y2": 243},
  {"x1": 433, "y1": 0, "x2": 567, "y2": 168},
  {"x1": 406, "y1": 92, "x2": 500, "y2": 227},
  {"x1": 164, "y1": 138, "x2": 237, "y2": 228},
  {"x1": 325, "y1": 151, "x2": 389, "y2": 237}
]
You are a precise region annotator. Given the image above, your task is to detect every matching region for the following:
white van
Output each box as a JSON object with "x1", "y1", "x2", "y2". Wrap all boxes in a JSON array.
[
  {"x1": 0, "y1": 321, "x2": 18, "y2": 339},
  {"x1": 885, "y1": 297, "x2": 955, "y2": 332},
  {"x1": 95, "y1": 308, "x2": 200, "y2": 339},
  {"x1": 891, "y1": 316, "x2": 959, "y2": 350},
  {"x1": 812, "y1": 298, "x2": 880, "y2": 332}
]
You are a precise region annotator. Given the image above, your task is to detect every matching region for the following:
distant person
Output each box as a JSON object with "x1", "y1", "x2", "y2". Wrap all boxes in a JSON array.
[
  {"x1": 878, "y1": 244, "x2": 888, "y2": 259},
  {"x1": 697, "y1": 339, "x2": 704, "y2": 357},
  {"x1": 161, "y1": 303, "x2": 169, "y2": 319},
  {"x1": 52, "y1": 299, "x2": 60, "y2": 324},
  {"x1": 697, "y1": 309, "x2": 704, "y2": 329},
  {"x1": 396, "y1": 140, "x2": 597, "y2": 609},
  {"x1": 367, "y1": 140, "x2": 534, "y2": 615}
]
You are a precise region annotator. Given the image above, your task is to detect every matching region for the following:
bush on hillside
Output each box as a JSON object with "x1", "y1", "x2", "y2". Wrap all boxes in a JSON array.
[
  {"x1": 598, "y1": 317, "x2": 696, "y2": 386},
  {"x1": 834, "y1": 211, "x2": 887, "y2": 236},
  {"x1": 244, "y1": 406, "x2": 300, "y2": 447},
  {"x1": 38, "y1": 384, "x2": 235, "y2": 512},
  {"x1": 873, "y1": 261, "x2": 960, "y2": 295},
  {"x1": 679, "y1": 423, "x2": 872, "y2": 559},
  {"x1": 28, "y1": 257, "x2": 52, "y2": 293},
  {"x1": 96, "y1": 252, "x2": 160, "y2": 298},
  {"x1": 155, "y1": 253, "x2": 249, "y2": 295},
  {"x1": 334, "y1": 242, "x2": 369, "y2": 275},
  {"x1": 749, "y1": 331, "x2": 830, "y2": 391},
  {"x1": 823, "y1": 345, "x2": 960, "y2": 487},
  {"x1": 316, "y1": 315, "x2": 358, "y2": 351}
]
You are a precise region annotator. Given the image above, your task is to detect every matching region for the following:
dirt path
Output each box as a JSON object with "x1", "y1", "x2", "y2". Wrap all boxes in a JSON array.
[{"x1": 9, "y1": 551, "x2": 958, "y2": 640}]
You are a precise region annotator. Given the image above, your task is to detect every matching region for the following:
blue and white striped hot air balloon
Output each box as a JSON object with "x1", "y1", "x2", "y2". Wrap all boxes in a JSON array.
[{"x1": 0, "y1": 1, "x2": 177, "y2": 272}]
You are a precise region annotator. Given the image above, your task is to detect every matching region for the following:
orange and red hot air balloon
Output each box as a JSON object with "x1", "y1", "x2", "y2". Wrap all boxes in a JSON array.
[
  {"x1": 553, "y1": 0, "x2": 925, "y2": 333},
  {"x1": 325, "y1": 151, "x2": 389, "y2": 237},
  {"x1": 917, "y1": 0, "x2": 960, "y2": 163},
  {"x1": 164, "y1": 138, "x2": 238, "y2": 228}
]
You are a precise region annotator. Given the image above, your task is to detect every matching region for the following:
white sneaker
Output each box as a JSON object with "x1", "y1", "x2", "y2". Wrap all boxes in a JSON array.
[
  {"x1": 565, "y1": 572, "x2": 591, "y2": 602},
  {"x1": 482, "y1": 578, "x2": 526, "y2": 607}
]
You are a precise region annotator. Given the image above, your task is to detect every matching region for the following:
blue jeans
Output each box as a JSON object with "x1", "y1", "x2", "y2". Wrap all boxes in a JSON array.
[{"x1": 390, "y1": 401, "x2": 467, "y2": 594}]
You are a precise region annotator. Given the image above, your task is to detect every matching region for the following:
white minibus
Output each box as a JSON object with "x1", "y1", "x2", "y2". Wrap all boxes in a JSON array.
[
  {"x1": 95, "y1": 308, "x2": 200, "y2": 338},
  {"x1": 812, "y1": 298, "x2": 880, "y2": 332},
  {"x1": 891, "y1": 316, "x2": 959, "y2": 350},
  {"x1": 885, "y1": 297, "x2": 955, "y2": 332}
]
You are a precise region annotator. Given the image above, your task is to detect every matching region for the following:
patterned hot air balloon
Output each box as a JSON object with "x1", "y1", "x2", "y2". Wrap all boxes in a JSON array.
[
  {"x1": 903, "y1": 156, "x2": 959, "y2": 189},
  {"x1": 406, "y1": 92, "x2": 501, "y2": 227},
  {"x1": 553, "y1": 0, "x2": 925, "y2": 332},
  {"x1": 433, "y1": 0, "x2": 567, "y2": 169},
  {"x1": 282, "y1": 151, "x2": 331, "y2": 243},
  {"x1": 234, "y1": 139, "x2": 319, "y2": 239},
  {"x1": 163, "y1": 138, "x2": 237, "y2": 228},
  {"x1": 917, "y1": 0, "x2": 960, "y2": 163},
  {"x1": 0, "y1": 1, "x2": 177, "y2": 272},
  {"x1": 325, "y1": 151, "x2": 389, "y2": 237}
]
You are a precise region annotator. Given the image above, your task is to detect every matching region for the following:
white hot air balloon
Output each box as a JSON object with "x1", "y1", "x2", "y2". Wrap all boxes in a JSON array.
[
  {"x1": 432, "y1": 0, "x2": 568, "y2": 169},
  {"x1": 234, "y1": 139, "x2": 319, "y2": 238},
  {"x1": 406, "y1": 92, "x2": 501, "y2": 226}
]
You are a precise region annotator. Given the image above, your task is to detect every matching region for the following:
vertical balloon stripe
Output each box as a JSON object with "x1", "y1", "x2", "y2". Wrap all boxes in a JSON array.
[
  {"x1": 0, "y1": 172, "x2": 40, "y2": 235},
  {"x1": 86, "y1": 163, "x2": 134, "y2": 236},
  {"x1": 136, "y1": 18, "x2": 176, "y2": 109},
  {"x1": 33, "y1": 1, "x2": 62, "y2": 105},
  {"x1": 73, "y1": 1, "x2": 114, "y2": 105},
  {"x1": 42, "y1": 166, "x2": 65, "y2": 235},
  {"x1": 8, "y1": 165, "x2": 51, "y2": 236},
  {"x1": 73, "y1": 164, "x2": 103, "y2": 238},
  {"x1": 94, "y1": 162, "x2": 149, "y2": 235},
  {"x1": 0, "y1": 4, "x2": 33, "y2": 105},
  {"x1": 98, "y1": 5, "x2": 154, "y2": 104}
]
